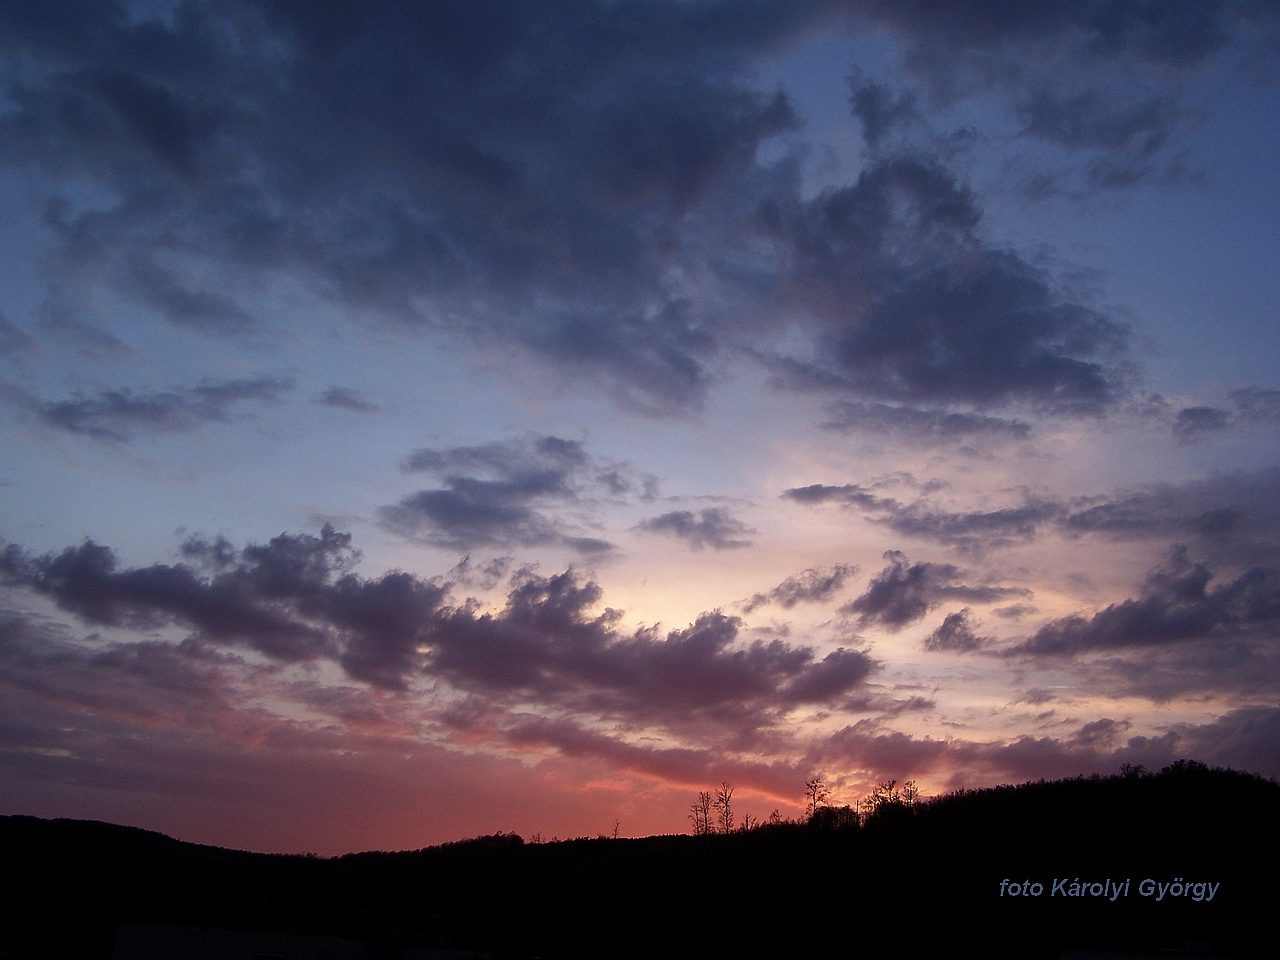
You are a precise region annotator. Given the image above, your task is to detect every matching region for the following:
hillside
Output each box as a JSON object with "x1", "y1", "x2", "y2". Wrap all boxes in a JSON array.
[{"x1": 2, "y1": 763, "x2": 1276, "y2": 959}]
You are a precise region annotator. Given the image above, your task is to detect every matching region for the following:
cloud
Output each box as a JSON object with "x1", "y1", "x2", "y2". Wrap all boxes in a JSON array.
[
  {"x1": 1058, "y1": 469, "x2": 1280, "y2": 572},
  {"x1": 121, "y1": 257, "x2": 255, "y2": 335},
  {"x1": 816, "y1": 706, "x2": 1280, "y2": 787},
  {"x1": 742, "y1": 563, "x2": 856, "y2": 612},
  {"x1": 6, "y1": 0, "x2": 1237, "y2": 419},
  {"x1": 0, "y1": 311, "x2": 39, "y2": 362},
  {"x1": 400, "y1": 435, "x2": 587, "y2": 478},
  {"x1": 3, "y1": 0, "x2": 1268, "y2": 426},
  {"x1": 0, "y1": 609, "x2": 238, "y2": 729},
  {"x1": 786, "y1": 467, "x2": 1280, "y2": 564},
  {"x1": 1164, "y1": 389, "x2": 1280, "y2": 441},
  {"x1": 1230, "y1": 387, "x2": 1280, "y2": 423},
  {"x1": 782, "y1": 482, "x2": 899, "y2": 511},
  {"x1": 4, "y1": 524, "x2": 1278, "y2": 837},
  {"x1": 1007, "y1": 546, "x2": 1280, "y2": 657},
  {"x1": 313, "y1": 386, "x2": 381, "y2": 414},
  {"x1": 1159, "y1": 705, "x2": 1280, "y2": 777},
  {"x1": 1173, "y1": 405, "x2": 1234, "y2": 442},
  {"x1": 501, "y1": 713, "x2": 814, "y2": 799},
  {"x1": 783, "y1": 482, "x2": 1060, "y2": 552},
  {"x1": 821, "y1": 400, "x2": 1032, "y2": 442},
  {"x1": 859, "y1": 1, "x2": 1258, "y2": 68},
  {"x1": 379, "y1": 436, "x2": 620, "y2": 553},
  {"x1": 2, "y1": 526, "x2": 358, "y2": 667},
  {"x1": 0, "y1": 0, "x2": 814, "y2": 414},
  {"x1": 0, "y1": 376, "x2": 293, "y2": 442},
  {"x1": 847, "y1": 71, "x2": 920, "y2": 149},
  {"x1": 429, "y1": 573, "x2": 876, "y2": 727},
  {"x1": 1013, "y1": 89, "x2": 1184, "y2": 190},
  {"x1": 923, "y1": 608, "x2": 986, "y2": 652},
  {"x1": 870, "y1": 499, "x2": 1061, "y2": 552},
  {"x1": 637, "y1": 507, "x2": 755, "y2": 551},
  {"x1": 35, "y1": 294, "x2": 134, "y2": 360},
  {"x1": 1017, "y1": 90, "x2": 1178, "y2": 155},
  {"x1": 842, "y1": 551, "x2": 1028, "y2": 629},
  {"x1": 856, "y1": 0, "x2": 1279, "y2": 195},
  {"x1": 1, "y1": 527, "x2": 877, "y2": 719},
  {"x1": 763, "y1": 156, "x2": 1132, "y2": 413}
]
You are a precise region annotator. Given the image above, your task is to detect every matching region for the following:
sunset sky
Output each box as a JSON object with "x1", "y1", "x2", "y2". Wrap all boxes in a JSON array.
[{"x1": 2, "y1": 0, "x2": 1279, "y2": 855}]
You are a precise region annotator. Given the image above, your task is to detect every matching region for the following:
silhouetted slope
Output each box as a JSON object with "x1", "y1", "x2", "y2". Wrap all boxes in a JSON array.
[{"x1": 2, "y1": 764, "x2": 1276, "y2": 959}]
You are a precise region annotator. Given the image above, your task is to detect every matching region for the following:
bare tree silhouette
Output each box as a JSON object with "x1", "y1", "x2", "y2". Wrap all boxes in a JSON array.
[
  {"x1": 688, "y1": 791, "x2": 713, "y2": 835},
  {"x1": 713, "y1": 782, "x2": 734, "y2": 834},
  {"x1": 901, "y1": 780, "x2": 919, "y2": 805},
  {"x1": 805, "y1": 774, "x2": 830, "y2": 820}
]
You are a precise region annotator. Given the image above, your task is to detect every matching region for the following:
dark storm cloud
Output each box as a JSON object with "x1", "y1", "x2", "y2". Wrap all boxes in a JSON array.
[
  {"x1": 842, "y1": 551, "x2": 1028, "y2": 629},
  {"x1": 12, "y1": 2, "x2": 1263, "y2": 417},
  {"x1": 924, "y1": 608, "x2": 986, "y2": 652},
  {"x1": 637, "y1": 507, "x2": 755, "y2": 551},
  {"x1": 380, "y1": 436, "x2": 620, "y2": 553},
  {"x1": 1, "y1": 528, "x2": 878, "y2": 716},
  {"x1": 0, "y1": 376, "x2": 292, "y2": 442},
  {"x1": 314, "y1": 386, "x2": 381, "y2": 414},
  {"x1": 742, "y1": 563, "x2": 856, "y2": 612},
  {"x1": 1008, "y1": 547, "x2": 1280, "y2": 658}
]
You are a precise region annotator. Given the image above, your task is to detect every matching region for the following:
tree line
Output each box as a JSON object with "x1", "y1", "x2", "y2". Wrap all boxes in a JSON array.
[{"x1": 689, "y1": 773, "x2": 919, "y2": 834}]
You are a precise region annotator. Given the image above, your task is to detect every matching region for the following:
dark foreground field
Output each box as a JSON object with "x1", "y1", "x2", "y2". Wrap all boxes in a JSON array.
[{"x1": 2, "y1": 763, "x2": 1276, "y2": 959}]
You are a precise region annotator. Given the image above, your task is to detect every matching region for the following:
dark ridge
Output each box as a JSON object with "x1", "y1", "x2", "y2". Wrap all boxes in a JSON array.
[{"x1": 2, "y1": 763, "x2": 1276, "y2": 959}]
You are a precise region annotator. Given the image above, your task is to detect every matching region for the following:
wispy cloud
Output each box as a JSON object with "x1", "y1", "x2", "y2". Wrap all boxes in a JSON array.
[
  {"x1": 637, "y1": 507, "x2": 755, "y2": 551},
  {"x1": 379, "y1": 436, "x2": 625, "y2": 553},
  {"x1": 1, "y1": 377, "x2": 293, "y2": 442}
]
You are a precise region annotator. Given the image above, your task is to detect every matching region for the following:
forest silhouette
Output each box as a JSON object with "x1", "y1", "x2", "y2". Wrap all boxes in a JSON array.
[{"x1": 2, "y1": 761, "x2": 1276, "y2": 959}]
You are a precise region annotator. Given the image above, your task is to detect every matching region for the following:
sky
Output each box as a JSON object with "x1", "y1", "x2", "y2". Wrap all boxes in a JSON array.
[{"x1": 1, "y1": 0, "x2": 1279, "y2": 855}]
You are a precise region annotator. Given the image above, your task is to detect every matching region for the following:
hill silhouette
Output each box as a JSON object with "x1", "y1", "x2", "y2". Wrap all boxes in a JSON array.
[{"x1": 2, "y1": 762, "x2": 1276, "y2": 959}]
